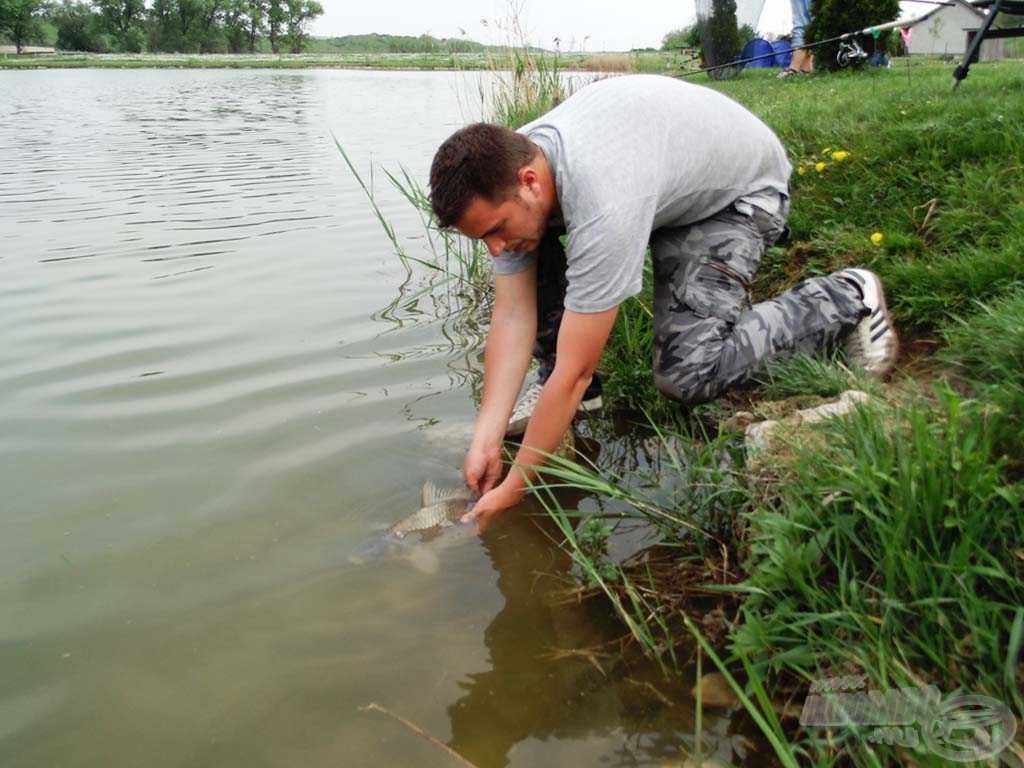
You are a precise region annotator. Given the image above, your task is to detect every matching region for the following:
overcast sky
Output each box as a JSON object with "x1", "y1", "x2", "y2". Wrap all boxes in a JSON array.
[{"x1": 312, "y1": 1, "x2": 930, "y2": 52}]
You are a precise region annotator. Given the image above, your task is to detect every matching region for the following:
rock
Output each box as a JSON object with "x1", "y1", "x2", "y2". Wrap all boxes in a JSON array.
[
  {"x1": 679, "y1": 759, "x2": 727, "y2": 768},
  {"x1": 720, "y1": 410, "x2": 756, "y2": 433},
  {"x1": 744, "y1": 390, "x2": 872, "y2": 455},
  {"x1": 692, "y1": 672, "x2": 740, "y2": 709}
]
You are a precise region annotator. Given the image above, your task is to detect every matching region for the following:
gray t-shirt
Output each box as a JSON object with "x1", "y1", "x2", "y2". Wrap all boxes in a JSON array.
[{"x1": 493, "y1": 74, "x2": 792, "y2": 313}]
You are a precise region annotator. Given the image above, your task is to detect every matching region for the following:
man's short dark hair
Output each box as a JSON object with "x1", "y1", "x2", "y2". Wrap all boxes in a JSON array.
[{"x1": 429, "y1": 123, "x2": 538, "y2": 229}]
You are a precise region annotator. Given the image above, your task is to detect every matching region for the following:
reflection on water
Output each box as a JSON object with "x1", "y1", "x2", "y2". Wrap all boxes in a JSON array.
[
  {"x1": 448, "y1": 497, "x2": 762, "y2": 768},
  {"x1": 0, "y1": 69, "x2": 758, "y2": 767}
]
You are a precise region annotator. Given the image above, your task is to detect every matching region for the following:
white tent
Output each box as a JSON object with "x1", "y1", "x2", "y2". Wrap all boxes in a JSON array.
[{"x1": 692, "y1": 0, "x2": 790, "y2": 37}]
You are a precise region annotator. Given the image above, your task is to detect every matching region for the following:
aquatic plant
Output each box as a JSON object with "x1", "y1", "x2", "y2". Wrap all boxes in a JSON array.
[{"x1": 477, "y1": 0, "x2": 574, "y2": 129}]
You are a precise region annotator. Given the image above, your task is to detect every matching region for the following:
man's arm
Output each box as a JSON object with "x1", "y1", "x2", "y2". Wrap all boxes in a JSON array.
[
  {"x1": 464, "y1": 263, "x2": 537, "y2": 494},
  {"x1": 465, "y1": 304, "x2": 619, "y2": 528}
]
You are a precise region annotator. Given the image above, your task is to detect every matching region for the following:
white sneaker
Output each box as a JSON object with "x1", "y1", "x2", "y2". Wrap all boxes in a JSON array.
[
  {"x1": 836, "y1": 268, "x2": 899, "y2": 377},
  {"x1": 507, "y1": 381, "x2": 603, "y2": 436}
]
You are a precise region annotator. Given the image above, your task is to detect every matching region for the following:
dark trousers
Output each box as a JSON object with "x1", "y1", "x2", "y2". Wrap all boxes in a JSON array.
[{"x1": 532, "y1": 226, "x2": 603, "y2": 400}]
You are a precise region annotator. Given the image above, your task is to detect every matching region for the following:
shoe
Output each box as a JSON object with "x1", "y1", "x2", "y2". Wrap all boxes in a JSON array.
[
  {"x1": 507, "y1": 381, "x2": 604, "y2": 437},
  {"x1": 836, "y1": 268, "x2": 899, "y2": 377},
  {"x1": 777, "y1": 67, "x2": 806, "y2": 79}
]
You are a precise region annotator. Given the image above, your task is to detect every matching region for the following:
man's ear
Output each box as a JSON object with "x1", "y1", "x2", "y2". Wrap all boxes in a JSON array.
[{"x1": 518, "y1": 165, "x2": 540, "y2": 195}]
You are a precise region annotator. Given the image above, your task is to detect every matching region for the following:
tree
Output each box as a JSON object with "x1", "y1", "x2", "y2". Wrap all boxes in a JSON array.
[
  {"x1": 176, "y1": 0, "x2": 224, "y2": 52},
  {"x1": 807, "y1": 0, "x2": 899, "y2": 70},
  {"x1": 221, "y1": 0, "x2": 249, "y2": 52},
  {"x1": 95, "y1": 0, "x2": 145, "y2": 51},
  {"x1": 266, "y1": 0, "x2": 282, "y2": 52},
  {"x1": 245, "y1": 0, "x2": 264, "y2": 51},
  {"x1": 3, "y1": 0, "x2": 47, "y2": 52},
  {"x1": 148, "y1": 0, "x2": 181, "y2": 51},
  {"x1": 661, "y1": 25, "x2": 697, "y2": 51},
  {"x1": 705, "y1": 0, "x2": 740, "y2": 68},
  {"x1": 283, "y1": 0, "x2": 320, "y2": 52},
  {"x1": 52, "y1": 0, "x2": 107, "y2": 50}
]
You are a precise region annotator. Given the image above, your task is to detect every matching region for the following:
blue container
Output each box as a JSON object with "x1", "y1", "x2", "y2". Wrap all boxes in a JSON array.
[
  {"x1": 772, "y1": 40, "x2": 793, "y2": 68},
  {"x1": 740, "y1": 38, "x2": 776, "y2": 68}
]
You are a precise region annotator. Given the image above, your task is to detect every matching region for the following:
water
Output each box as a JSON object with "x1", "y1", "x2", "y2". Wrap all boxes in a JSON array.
[{"x1": 0, "y1": 69, "x2": 755, "y2": 767}]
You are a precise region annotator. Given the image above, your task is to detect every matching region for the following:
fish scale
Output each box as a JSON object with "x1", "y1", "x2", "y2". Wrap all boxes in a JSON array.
[{"x1": 388, "y1": 482, "x2": 477, "y2": 538}]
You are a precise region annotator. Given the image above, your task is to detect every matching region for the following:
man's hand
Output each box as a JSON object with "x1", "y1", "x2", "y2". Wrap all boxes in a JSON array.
[
  {"x1": 463, "y1": 440, "x2": 503, "y2": 495},
  {"x1": 461, "y1": 477, "x2": 524, "y2": 532}
]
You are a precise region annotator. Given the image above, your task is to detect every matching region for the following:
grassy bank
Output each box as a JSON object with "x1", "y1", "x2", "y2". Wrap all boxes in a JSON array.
[
  {"x1": 545, "y1": 60, "x2": 1024, "y2": 766},
  {"x1": 0, "y1": 49, "x2": 689, "y2": 71}
]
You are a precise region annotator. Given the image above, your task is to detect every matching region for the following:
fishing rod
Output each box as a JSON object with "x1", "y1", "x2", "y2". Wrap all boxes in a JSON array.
[{"x1": 678, "y1": 15, "x2": 927, "y2": 78}]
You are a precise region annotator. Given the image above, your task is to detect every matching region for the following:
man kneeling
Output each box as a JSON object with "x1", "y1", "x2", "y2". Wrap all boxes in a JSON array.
[{"x1": 428, "y1": 75, "x2": 898, "y2": 528}]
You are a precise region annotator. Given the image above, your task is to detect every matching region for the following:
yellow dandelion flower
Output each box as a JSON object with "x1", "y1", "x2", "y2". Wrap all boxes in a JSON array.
[
  {"x1": 832, "y1": 150, "x2": 850, "y2": 162},
  {"x1": 797, "y1": 166, "x2": 807, "y2": 176},
  {"x1": 815, "y1": 161, "x2": 827, "y2": 173},
  {"x1": 870, "y1": 231, "x2": 884, "y2": 246}
]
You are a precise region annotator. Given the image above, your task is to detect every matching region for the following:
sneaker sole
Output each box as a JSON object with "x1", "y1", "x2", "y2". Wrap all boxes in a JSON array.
[{"x1": 507, "y1": 396, "x2": 603, "y2": 436}]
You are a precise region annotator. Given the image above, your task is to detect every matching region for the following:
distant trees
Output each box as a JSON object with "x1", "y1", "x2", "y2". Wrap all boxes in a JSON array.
[
  {"x1": 222, "y1": 0, "x2": 248, "y2": 52},
  {"x1": 95, "y1": 0, "x2": 145, "y2": 50},
  {"x1": 1, "y1": 0, "x2": 47, "y2": 52},
  {"x1": 266, "y1": 0, "x2": 282, "y2": 51},
  {"x1": 661, "y1": 25, "x2": 701, "y2": 51},
  {"x1": 245, "y1": 0, "x2": 266, "y2": 51},
  {"x1": 283, "y1": 0, "x2": 321, "y2": 53},
  {"x1": 52, "y1": 0, "x2": 108, "y2": 51},
  {"x1": 0, "y1": 0, "x2": 321, "y2": 53}
]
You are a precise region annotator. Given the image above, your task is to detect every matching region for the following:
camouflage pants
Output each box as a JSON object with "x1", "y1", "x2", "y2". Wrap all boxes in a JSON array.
[{"x1": 534, "y1": 198, "x2": 867, "y2": 406}]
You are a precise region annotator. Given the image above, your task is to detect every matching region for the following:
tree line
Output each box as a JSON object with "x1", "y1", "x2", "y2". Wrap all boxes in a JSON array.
[{"x1": 0, "y1": 0, "x2": 323, "y2": 54}]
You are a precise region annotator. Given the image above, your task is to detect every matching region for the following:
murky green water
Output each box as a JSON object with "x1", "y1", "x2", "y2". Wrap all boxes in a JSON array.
[{"x1": 0, "y1": 69, "x2": 757, "y2": 767}]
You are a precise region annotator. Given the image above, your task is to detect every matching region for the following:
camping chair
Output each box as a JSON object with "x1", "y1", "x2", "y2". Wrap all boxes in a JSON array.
[{"x1": 951, "y1": 0, "x2": 1024, "y2": 85}]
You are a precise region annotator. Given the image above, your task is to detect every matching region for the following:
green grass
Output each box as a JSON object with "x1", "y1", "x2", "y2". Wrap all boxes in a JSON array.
[
  {"x1": 941, "y1": 287, "x2": 1024, "y2": 454},
  {"x1": 731, "y1": 388, "x2": 1024, "y2": 764},
  {"x1": 753, "y1": 352, "x2": 861, "y2": 400}
]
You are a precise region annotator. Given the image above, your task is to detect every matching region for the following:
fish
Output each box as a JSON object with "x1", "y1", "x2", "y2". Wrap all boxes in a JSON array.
[{"x1": 348, "y1": 481, "x2": 479, "y2": 573}]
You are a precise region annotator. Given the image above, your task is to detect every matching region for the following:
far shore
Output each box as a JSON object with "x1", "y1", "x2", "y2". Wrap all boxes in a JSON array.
[{"x1": 0, "y1": 50, "x2": 687, "y2": 73}]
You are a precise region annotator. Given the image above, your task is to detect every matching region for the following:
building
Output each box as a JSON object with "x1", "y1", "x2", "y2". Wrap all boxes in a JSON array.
[{"x1": 904, "y1": 1, "x2": 1007, "y2": 59}]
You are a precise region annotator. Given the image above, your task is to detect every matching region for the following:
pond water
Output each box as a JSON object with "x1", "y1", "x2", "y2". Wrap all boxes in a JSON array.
[{"x1": 0, "y1": 69, "x2": 758, "y2": 767}]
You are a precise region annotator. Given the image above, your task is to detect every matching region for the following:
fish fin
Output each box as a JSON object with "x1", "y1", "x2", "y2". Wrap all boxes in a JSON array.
[
  {"x1": 421, "y1": 481, "x2": 472, "y2": 507},
  {"x1": 406, "y1": 547, "x2": 441, "y2": 575},
  {"x1": 421, "y1": 481, "x2": 438, "y2": 508}
]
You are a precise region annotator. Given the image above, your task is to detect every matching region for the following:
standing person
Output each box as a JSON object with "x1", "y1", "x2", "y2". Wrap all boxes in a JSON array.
[
  {"x1": 780, "y1": 0, "x2": 815, "y2": 76},
  {"x1": 427, "y1": 75, "x2": 897, "y2": 529}
]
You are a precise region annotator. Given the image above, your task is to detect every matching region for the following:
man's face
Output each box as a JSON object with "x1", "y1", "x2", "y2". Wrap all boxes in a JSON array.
[{"x1": 456, "y1": 179, "x2": 549, "y2": 258}]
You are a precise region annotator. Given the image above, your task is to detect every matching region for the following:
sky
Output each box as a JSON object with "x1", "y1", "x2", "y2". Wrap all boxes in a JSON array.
[{"x1": 312, "y1": 1, "x2": 932, "y2": 52}]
